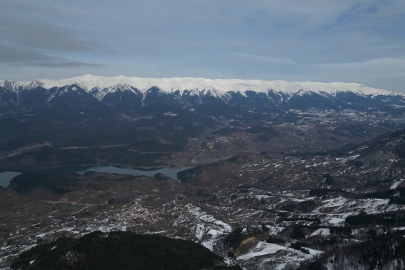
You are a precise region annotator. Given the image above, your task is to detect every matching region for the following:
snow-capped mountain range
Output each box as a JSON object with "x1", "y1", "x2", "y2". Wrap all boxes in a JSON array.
[
  {"x1": 1, "y1": 74, "x2": 405, "y2": 114},
  {"x1": 0, "y1": 74, "x2": 396, "y2": 97}
]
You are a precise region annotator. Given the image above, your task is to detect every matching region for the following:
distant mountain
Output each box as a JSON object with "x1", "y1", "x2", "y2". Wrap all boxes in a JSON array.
[
  {"x1": 1, "y1": 75, "x2": 405, "y2": 114},
  {"x1": 1, "y1": 75, "x2": 405, "y2": 170}
]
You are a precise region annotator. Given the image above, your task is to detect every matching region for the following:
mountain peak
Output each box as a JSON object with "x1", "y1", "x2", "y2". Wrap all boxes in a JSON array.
[{"x1": 0, "y1": 75, "x2": 396, "y2": 97}]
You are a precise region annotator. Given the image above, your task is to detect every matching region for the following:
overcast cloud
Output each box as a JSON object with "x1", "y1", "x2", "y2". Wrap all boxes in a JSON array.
[{"x1": 0, "y1": 0, "x2": 404, "y2": 92}]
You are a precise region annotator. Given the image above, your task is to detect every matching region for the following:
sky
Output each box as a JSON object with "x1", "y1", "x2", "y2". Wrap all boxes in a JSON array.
[{"x1": 0, "y1": 0, "x2": 405, "y2": 92}]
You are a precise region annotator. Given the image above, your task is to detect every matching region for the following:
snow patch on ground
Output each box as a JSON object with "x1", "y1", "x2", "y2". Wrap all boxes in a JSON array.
[
  {"x1": 237, "y1": 242, "x2": 287, "y2": 261},
  {"x1": 185, "y1": 204, "x2": 231, "y2": 251},
  {"x1": 390, "y1": 179, "x2": 404, "y2": 189},
  {"x1": 311, "y1": 228, "x2": 330, "y2": 237},
  {"x1": 237, "y1": 241, "x2": 323, "y2": 269},
  {"x1": 328, "y1": 218, "x2": 346, "y2": 225}
]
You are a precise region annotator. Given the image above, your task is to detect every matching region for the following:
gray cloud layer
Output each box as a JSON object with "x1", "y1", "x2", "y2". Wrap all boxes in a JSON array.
[
  {"x1": 0, "y1": 17, "x2": 101, "y2": 52},
  {"x1": 0, "y1": 45, "x2": 100, "y2": 67},
  {"x1": 0, "y1": 0, "x2": 404, "y2": 92}
]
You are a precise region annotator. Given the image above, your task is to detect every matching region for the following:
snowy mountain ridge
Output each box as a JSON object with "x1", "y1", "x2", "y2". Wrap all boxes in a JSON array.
[{"x1": 0, "y1": 74, "x2": 397, "y2": 98}]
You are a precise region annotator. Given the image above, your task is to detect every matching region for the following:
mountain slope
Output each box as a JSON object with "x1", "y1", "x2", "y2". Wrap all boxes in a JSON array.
[
  {"x1": 0, "y1": 74, "x2": 394, "y2": 96},
  {"x1": 1, "y1": 75, "x2": 405, "y2": 116},
  {"x1": 1, "y1": 75, "x2": 405, "y2": 170},
  {"x1": 11, "y1": 231, "x2": 223, "y2": 270}
]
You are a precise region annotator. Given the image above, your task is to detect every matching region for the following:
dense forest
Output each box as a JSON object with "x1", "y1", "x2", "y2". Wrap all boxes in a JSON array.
[
  {"x1": 11, "y1": 231, "x2": 224, "y2": 270},
  {"x1": 9, "y1": 172, "x2": 79, "y2": 195},
  {"x1": 298, "y1": 230, "x2": 405, "y2": 270}
]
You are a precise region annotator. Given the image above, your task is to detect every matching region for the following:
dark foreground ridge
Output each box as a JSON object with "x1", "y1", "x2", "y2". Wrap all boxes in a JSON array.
[{"x1": 11, "y1": 231, "x2": 227, "y2": 270}]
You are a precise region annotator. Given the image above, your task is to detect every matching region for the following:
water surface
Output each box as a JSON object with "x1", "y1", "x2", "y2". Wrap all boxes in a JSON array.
[
  {"x1": 0, "y1": 166, "x2": 187, "y2": 188},
  {"x1": 0, "y1": 172, "x2": 21, "y2": 188},
  {"x1": 76, "y1": 166, "x2": 186, "y2": 180}
]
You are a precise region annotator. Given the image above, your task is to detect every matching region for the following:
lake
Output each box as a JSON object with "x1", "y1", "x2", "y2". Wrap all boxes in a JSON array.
[
  {"x1": 0, "y1": 171, "x2": 21, "y2": 188},
  {"x1": 76, "y1": 166, "x2": 187, "y2": 180},
  {"x1": 0, "y1": 166, "x2": 188, "y2": 188}
]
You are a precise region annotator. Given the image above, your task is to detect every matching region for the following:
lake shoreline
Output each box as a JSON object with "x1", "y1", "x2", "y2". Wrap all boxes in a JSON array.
[
  {"x1": 0, "y1": 162, "x2": 180, "y2": 173},
  {"x1": 0, "y1": 164, "x2": 189, "y2": 188}
]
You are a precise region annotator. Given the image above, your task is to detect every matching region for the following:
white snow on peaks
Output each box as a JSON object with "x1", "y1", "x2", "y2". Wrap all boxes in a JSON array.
[{"x1": 0, "y1": 74, "x2": 397, "y2": 97}]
